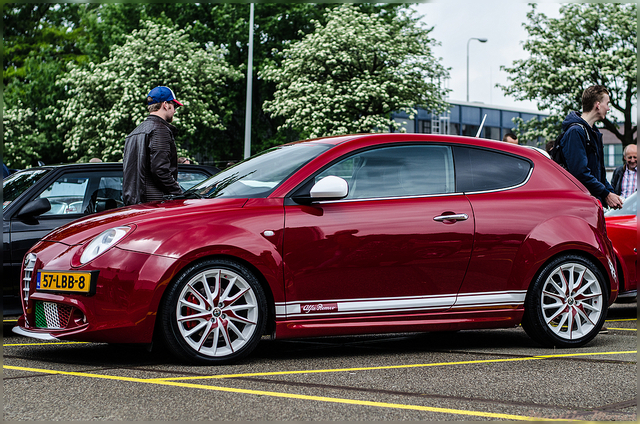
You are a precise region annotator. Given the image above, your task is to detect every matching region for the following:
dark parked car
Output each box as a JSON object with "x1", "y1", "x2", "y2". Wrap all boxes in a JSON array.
[
  {"x1": 12, "y1": 134, "x2": 619, "y2": 365},
  {"x1": 3, "y1": 162, "x2": 219, "y2": 315}
]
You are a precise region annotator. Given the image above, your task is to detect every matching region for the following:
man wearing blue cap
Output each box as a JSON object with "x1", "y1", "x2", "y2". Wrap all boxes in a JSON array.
[{"x1": 123, "y1": 86, "x2": 184, "y2": 205}]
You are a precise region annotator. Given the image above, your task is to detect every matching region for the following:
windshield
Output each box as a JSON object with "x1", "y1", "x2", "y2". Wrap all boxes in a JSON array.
[
  {"x1": 605, "y1": 191, "x2": 637, "y2": 217},
  {"x1": 188, "y1": 143, "x2": 332, "y2": 199},
  {"x1": 3, "y1": 169, "x2": 50, "y2": 209}
]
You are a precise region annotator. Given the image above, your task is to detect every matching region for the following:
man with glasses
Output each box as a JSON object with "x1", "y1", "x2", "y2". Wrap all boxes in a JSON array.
[
  {"x1": 611, "y1": 144, "x2": 637, "y2": 200},
  {"x1": 123, "y1": 86, "x2": 184, "y2": 205}
]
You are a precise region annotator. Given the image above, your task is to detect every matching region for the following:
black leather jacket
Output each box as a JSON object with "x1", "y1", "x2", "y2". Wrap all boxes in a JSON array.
[{"x1": 122, "y1": 115, "x2": 182, "y2": 205}]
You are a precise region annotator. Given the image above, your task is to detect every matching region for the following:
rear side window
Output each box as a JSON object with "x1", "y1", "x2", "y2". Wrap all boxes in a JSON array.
[
  {"x1": 453, "y1": 146, "x2": 531, "y2": 193},
  {"x1": 316, "y1": 144, "x2": 455, "y2": 199}
]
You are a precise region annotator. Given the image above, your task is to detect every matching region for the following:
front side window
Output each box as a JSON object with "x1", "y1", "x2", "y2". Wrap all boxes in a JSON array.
[
  {"x1": 39, "y1": 174, "x2": 90, "y2": 215},
  {"x1": 453, "y1": 146, "x2": 532, "y2": 193},
  {"x1": 37, "y1": 171, "x2": 124, "y2": 215},
  {"x1": 316, "y1": 145, "x2": 455, "y2": 200}
]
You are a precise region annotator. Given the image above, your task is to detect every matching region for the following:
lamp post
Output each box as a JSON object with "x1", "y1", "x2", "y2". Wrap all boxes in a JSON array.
[
  {"x1": 244, "y1": 3, "x2": 255, "y2": 159},
  {"x1": 466, "y1": 37, "x2": 487, "y2": 102}
]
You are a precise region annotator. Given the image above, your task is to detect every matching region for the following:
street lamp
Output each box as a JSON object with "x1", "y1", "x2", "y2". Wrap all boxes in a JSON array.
[
  {"x1": 466, "y1": 37, "x2": 488, "y2": 102},
  {"x1": 244, "y1": 3, "x2": 255, "y2": 159}
]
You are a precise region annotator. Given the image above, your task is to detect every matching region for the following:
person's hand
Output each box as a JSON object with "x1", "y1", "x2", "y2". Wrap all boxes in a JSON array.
[{"x1": 605, "y1": 192, "x2": 623, "y2": 209}]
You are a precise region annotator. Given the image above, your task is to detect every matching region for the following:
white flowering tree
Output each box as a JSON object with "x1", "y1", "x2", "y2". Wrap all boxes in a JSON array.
[
  {"x1": 499, "y1": 3, "x2": 637, "y2": 147},
  {"x1": 3, "y1": 102, "x2": 49, "y2": 168},
  {"x1": 261, "y1": 5, "x2": 449, "y2": 139},
  {"x1": 56, "y1": 20, "x2": 242, "y2": 162}
]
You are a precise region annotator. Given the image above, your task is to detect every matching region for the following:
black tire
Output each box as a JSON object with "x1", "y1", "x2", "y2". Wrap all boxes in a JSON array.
[
  {"x1": 522, "y1": 254, "x2": 608, "y2": 348},
  {"x1": 159, "y1": 259, "x2": 267, "y2": 364}
]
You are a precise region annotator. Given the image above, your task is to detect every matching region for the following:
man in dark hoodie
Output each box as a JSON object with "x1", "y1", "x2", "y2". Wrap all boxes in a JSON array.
[
  {"x1": 560, "y1": 85, "x2": 623, "y2": 209},
  {"x1": 122, "y1": 86, "x2": 184, "y2": 205}
]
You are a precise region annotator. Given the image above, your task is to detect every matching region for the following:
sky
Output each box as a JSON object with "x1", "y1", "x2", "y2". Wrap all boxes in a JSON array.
[{"x1": 412, "y1": 0, "x2": 563, "y2": 113}]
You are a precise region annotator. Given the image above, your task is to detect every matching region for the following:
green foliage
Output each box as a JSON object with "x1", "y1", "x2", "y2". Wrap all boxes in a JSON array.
[
  {"x1": 499, "y1": 3, "x2": 637, "y2": 147},
  {"x1": 3, "y1": 3, "x2": 94, "y2": 168},
  {"x1": 261, "y1": 5, "x2": 449, "y2": 139},
  {"x1": 55, "y1": 20, "x2": 242, "y2": 162},
  {"x1": 3, "y1": 3, "x2": 439, "y2": 167}
]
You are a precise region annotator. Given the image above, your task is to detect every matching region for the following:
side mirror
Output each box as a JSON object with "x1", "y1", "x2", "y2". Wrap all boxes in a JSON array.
[
  {"x1": 292, "y1": 176, "x2": 349, "y2": 205},
  {"x1": 17, "y1": 198, "x2": 51, "y2": 218},
  {"x1": 310, "y1": 176, "x2": 349, "y2": 200}
]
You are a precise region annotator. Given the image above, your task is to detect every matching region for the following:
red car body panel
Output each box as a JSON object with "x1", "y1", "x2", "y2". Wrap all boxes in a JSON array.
[
  {"x1": 605, "y1": 214, "x2": 637, "y2": 295},
  {"x1": 15, "y1": 134, "x2": 619, "y2": 345}
]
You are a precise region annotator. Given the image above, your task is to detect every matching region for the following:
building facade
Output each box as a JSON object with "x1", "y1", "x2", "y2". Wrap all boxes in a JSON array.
[{"x1": 392, "y1": 100, "x2": 626, "y2": 169}]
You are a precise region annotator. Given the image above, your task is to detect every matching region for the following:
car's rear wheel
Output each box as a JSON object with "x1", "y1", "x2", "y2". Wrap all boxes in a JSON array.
[
  {"x1": 160, "y1": 259, "x2": 267, "y2": 364},
  {"x1": 522, "y1": 254, "x2": 608, "y2": 348}
]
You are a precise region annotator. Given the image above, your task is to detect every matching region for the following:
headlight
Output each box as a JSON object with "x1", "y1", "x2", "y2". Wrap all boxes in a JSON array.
[{"x1": 80, "y1": 226, "x2": 132, "y2": 264}]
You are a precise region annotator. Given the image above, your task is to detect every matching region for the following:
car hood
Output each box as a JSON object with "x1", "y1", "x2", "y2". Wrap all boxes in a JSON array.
[
  {"x1": 604, "y1": 214, "x2": 637, "y2": 228},
  {"x1": 41, "y1": 198, "x2": 248, "y2": 246}
]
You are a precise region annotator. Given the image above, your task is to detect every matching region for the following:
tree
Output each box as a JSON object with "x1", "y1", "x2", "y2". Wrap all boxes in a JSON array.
[
  {"x1": 3, "y1": 3, "x2": 96, "y2": 168},
  {"x1": 260, "y1": 4, "x2": 449, "y2": 139},
  {"x1": 54, "y1": 20, "x2": 242, "y2": 162},
  {"x1": 499, "y1": 3, "x2": 637, "y2": 147}
]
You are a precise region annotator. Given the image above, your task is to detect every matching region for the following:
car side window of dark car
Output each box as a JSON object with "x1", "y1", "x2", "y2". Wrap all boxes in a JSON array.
[
  {"x1": 177, "y1": 171, "x2": 210, "y2": 191},
  {"x1": 453, "y1": 146, "x2": 532, "y2": 193},
  {"x1": 38, "y1": 173, "x2": 90, "y2": 215},
  {"x1": 84, "y1": 174, "x2": 124, "y2": 213},
  {"x1": 316, "y1": 145, "x2": 455, "y2": 199},
  {"x1": 37, "y1": 171, "x2": 124, "y2": 216}
]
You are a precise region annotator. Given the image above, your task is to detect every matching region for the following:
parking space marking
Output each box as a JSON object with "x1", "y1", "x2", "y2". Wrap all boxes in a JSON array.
[
  {"x1": 607, "y1": 327, "x2": 636, "y2": 331},
  {"x1": 3, "y1": 341, "x2": 89, "y2": 346},
  {"x1": 3, "y1": 364, "x2": 576, "y2": 421},
  {"x1": 606, "y1": 318, "x2": 636, "y2": 322},
  {"x1": 151, "y1": 350, "x2": 637, "y2": 381}
]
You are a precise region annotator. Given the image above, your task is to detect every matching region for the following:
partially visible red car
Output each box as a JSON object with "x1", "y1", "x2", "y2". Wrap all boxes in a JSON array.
[
  {"x1": 605, "y1": 191, "x2": 637, "y2": 302},
  {"x1": 13, "y1": 134, "x2": 619, "y2": 364}
]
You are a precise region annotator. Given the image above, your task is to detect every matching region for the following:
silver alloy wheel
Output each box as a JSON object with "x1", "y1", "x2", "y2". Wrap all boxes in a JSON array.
[
  {"x1": 175, "y1": 268, "x2": 259, "y2": 357},
  {"x1": 540, "y1": 262, "x2": 603, "y2": 340}
]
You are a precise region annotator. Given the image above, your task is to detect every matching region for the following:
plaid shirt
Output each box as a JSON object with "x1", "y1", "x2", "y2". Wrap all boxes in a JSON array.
[{"x1": 621, "y1": 167, "x2": 637, "y2": 199}]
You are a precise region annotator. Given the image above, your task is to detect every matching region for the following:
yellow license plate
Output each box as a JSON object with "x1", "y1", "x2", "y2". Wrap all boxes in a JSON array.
[{"x1": 37, "y1": 270, "x2": 97, "y2": 295}]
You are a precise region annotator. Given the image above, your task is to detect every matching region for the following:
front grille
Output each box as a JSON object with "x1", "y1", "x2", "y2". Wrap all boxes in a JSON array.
[
  {"x1": 22, "y1": 253, "x2": 37, "y2": 302},
  {"x1": 35, "y1": 301, "x2": 72, "y2": 329}
]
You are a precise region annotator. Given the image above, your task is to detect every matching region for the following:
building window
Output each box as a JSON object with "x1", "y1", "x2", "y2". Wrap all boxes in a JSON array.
[
  {"x1": 393, "y1": 118, "x2": 415, "y2": 133},
  {"x1": 420, "y1": 120, "x2": 431, "y2": 134},
  {"x1": 484, "y1": 126, "x2": 501, "y2": 140},
  {"x1": 462, "y1": 124, "x2": 479, "y2": 137},
  {"x1": 449, "y1": 123, "x2": 460, "y2": 136}
]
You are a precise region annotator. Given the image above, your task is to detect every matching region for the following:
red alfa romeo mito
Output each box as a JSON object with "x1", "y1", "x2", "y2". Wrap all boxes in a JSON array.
[{"x1": 14, "y1": 134, "x2": 619, "y2": 364}]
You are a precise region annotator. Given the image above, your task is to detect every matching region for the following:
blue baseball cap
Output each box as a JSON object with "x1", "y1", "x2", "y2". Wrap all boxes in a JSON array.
[{"x1": 147, "y1": 86, "x2": 183, "y2": 107}]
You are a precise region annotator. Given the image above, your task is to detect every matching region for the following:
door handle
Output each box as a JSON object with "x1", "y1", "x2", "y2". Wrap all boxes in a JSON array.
[{"x1": 433, "y1": 213, "x2": 469, "y2": 222}]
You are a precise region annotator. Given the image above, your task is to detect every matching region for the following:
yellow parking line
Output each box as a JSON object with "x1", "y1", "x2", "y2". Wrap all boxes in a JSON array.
[
  {"x1": 154, "y1": 350, "x2": 637, "y2": 381},
  {"x1": 606, "y1": 318, "x2": 637, "y2": 322},
  {"x1": 606, "y1": 327, "x2": 636, "y2": 331},
  {"x1": 2, "y1": 365, "x2": 574, "y2": 421},
  {"x1": 3, "y1": 341, "x2": 89, "y2": 346}
]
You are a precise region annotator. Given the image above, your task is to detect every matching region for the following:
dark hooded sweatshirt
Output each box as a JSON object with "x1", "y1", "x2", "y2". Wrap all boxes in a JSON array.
[{"x1": 559, "y1": 111, "x2": 614, "y2": 202}]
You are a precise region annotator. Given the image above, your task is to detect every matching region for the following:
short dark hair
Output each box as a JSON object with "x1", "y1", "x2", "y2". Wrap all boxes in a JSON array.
[
  {"x1": 582, "y1": 85, "x2": 609, "y2": 112},
  {"x1": 502, "y1": 132, "x2": 517, "y2": 142},
  {"x1": 147, "y1": 97, "x2": 162, "y2": 113}
]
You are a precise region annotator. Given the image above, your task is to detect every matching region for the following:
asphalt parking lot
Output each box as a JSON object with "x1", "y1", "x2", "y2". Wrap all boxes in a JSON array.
[{"x1": 3, "y1": 301, "x2": 637, "y2": 422}]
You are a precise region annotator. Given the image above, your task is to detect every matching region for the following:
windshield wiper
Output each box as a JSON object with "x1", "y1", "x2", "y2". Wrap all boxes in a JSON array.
[{"x1": 163, "y1": 191, "x2": 203, "y2": 201}]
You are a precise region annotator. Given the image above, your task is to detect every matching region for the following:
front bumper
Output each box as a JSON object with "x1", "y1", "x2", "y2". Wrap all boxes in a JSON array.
[{"x1": 19, "y1": 242, "x2": 180, "y2": 343}]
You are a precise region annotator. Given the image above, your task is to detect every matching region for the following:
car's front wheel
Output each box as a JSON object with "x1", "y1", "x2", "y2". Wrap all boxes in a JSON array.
[
  {"x1": 522, "y1": 254, "x2": 608, "y2": 348},
  {"x1": 160, "y1": 259, "x2": 267, "y2": 364}
]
